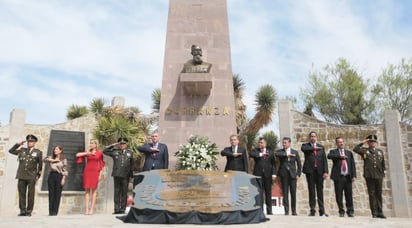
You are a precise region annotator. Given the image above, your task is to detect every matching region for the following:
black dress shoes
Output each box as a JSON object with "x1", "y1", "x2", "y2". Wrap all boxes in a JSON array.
[
  {"x1": 18, "y1": 212, "x2": 26, "y2": 216},
  {"x1": 308, "y1": 212, "x2": 315, "y2": 216},
  {"x1": 347, "y1": 213, "x2": 354, "y2": 217},
  {"x1": 292, "y1": 212, "x2": 298, "y2": 216},
  {"x1": 339, "y1": 213, "x2": 344, "y2": 217},
  {"x1": 377, "y1": 214, "x2": 387, "y2": 219}
]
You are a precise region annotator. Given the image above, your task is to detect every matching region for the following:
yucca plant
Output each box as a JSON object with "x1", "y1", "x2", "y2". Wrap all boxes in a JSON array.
[
  {"x1": 66, "y1": 105, "x2": 89, "y2": 120},
  {"x1": 89, "y1": 98, "x2": 106, "y2": 117}
]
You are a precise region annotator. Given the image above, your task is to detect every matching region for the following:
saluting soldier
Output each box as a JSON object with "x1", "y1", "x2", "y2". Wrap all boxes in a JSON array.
[
  {"x1": 8, "y1": 134, "x2": 43, "y2": 216},
  {"x1": 103, "y1": 137, "x2": 134, "y2": 214},
  {"x1": 353, "y1": 134, "x2": 386, "y2": 219}
]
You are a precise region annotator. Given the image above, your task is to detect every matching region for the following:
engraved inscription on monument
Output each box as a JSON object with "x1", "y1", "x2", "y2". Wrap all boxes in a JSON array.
[{"x1": 133, "y1": 170, "x2": 261, "y2": 213}]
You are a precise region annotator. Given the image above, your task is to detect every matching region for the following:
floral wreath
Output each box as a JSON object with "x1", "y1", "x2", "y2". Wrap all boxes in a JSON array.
[{"x1": 175, "y1": 135, "x2": 219, "y2": 170}]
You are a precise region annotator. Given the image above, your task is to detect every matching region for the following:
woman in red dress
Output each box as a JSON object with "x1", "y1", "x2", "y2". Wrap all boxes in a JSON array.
[{"x1": 76, "y1": 139, "x2": 105, "y2": 215}]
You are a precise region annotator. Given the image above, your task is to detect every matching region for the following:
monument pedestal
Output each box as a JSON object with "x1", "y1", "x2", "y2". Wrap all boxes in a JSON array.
[
  {"x1": 158, "y1": 0, "x2": 237, "y2": 171},
  {"x1": 180, "y1": 73, "x2": 212, "y2": 96}
]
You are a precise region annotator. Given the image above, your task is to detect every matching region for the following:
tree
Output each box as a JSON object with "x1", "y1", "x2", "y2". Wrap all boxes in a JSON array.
[
  {"x1": 237, "y1": 84, "x2": 277, "y2": 156},
  {"x1": 372, "y1": 58, "x2": 412, "y2": 124},
  {"x1": 301, "y1": 58, "x2": 371, "y2": 124},
  {"x1": 242, "y1": 84, "x2": 278, "y2": 135},
  {"x1": 66, "y1": 105, "x2": 89, "y2": 120}
]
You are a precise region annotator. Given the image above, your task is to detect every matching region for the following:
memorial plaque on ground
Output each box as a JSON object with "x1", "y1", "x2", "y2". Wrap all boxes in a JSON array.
[
  {"x1": 124, "y1": 170, "x2": 266, "y2": 224},
  {"x1": 41, "y1": 130, "x2": 85, "y2": 191}
]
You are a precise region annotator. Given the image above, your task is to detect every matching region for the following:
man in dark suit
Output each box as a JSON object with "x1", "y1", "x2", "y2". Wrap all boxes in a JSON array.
[
  {"x1": 138, "y1": 133, "x2": 169, "y2": 171},
  {"x1": 8, "y1": 134, "x2": 43, "y2": 216},
  {"x1": 327, "y1": 137, "x2": 356, "y2": 217},
  {"x1": 103, "y1": 137, "x2": 134, "y2": 214},
  {"x1": 353, "y1": 134, "x2": 386, "y2": 219},
  {"x1": 250, "y1": 137, "x2": 276, "y2": 215},
  {"x1": 221, "y1": 134, "x2": 248, "y2": 173},
  {"x1": 276, "y1": 137, "x2": 302, "y2": 216},
  {"x1": 301, "y1": 131, "x2": 329, "y2": 217}
]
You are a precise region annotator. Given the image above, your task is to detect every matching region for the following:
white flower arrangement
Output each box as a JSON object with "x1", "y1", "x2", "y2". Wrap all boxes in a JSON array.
[{"x1": 175, "y1": 135, "x2": 219, "y2": 170}]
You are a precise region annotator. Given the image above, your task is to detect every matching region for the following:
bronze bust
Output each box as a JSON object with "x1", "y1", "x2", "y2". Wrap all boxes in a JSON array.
[{"x1": 182, "y1": 45, "x2": 212, "y2": 73}]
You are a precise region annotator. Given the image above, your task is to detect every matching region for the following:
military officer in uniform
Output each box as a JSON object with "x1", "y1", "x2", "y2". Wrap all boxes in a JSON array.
[
  {"x1": 8, "y1": 134, "x2": 43, "y2": 216},
  {"x1": 103, "y1": 137, "x2": 134, "y2": 214},
  {"x1": 353, "y1": 134, "x2": 386, "y2": 219}
]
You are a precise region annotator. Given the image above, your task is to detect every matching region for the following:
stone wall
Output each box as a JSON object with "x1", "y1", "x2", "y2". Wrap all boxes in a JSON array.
[
  {"x1": 288, "y1": 109, "x2": 412, "y2": 217},
  {"x1": 400, "y1": 122, "x2": 412, "y2": 214},
  {"x1": 0, "y1": 112, "x2": 113, "y2": 216}
]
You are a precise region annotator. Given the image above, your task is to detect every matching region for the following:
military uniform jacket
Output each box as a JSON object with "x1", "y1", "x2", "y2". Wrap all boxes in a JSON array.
[
  {"x1": 353, "y1": 143, "x2": 385, "y2": 179},
  {"x1": 103, "y1": 146, "x2": 134, "y2": 178},
  {"x1": 9, "y1": 143, "x2": 43, "y2": 180}
]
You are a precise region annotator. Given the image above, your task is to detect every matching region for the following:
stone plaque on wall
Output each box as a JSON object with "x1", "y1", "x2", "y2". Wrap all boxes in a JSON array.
[{"x1": 41, "y1": 130, "x2": 85, "y2": 191}]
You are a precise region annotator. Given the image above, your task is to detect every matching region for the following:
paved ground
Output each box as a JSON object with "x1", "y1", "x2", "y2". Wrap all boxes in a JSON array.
[{"x1": 1, "y1": 213, "x2": 412, "y2": 228}]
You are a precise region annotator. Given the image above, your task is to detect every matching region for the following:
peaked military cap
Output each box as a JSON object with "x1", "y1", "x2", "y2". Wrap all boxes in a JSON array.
[
  {"x1": 26, "y1": 134, "x2": 38, "y2": 142},
  {"x1": 117, "y1": 137, "x2": 128, "y2": 143},
  {"x1": 366, "y1": 134, "x2": 378, "y2": 142}
]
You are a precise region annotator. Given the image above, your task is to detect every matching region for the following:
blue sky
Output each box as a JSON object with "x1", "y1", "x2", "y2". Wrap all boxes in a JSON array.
[{"x1": 1, "y1": 0, "x2": 411, "y2": 127}]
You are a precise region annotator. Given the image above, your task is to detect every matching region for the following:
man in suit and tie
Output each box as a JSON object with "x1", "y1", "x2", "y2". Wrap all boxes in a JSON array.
[
  {"x1": 353, "y1": 134, "x2": 386, "y2": 219},
  {"x1": 301, "y1": 131, "x2": 329, "y2": 217},
  {"x1": 103, "y1": 137, "x2": 134, "y2": 214},
  {"x1": 138, "y1": 133, "x2": 169, "y2": 171},
  {"x1": 327, "y1": 137, "x2": 356, "y2": 217},
  {"x1": 220, "y1": 134, "x2": 248, "y2": 173},
  {"x1": 250, "y1": 137, "x2": 276, "y2": 215},
  {"x1": 276, "y1": 137, "x2": 302, "y2": 216}
]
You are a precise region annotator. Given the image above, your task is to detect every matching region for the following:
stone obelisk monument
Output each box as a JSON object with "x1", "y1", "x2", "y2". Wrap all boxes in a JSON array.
[{"x1": 158, "y1": 0, "x2": 236, "y2": 170}]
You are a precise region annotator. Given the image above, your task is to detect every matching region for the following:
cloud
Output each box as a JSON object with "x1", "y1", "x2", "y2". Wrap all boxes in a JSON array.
[{"x1": 0, "y1": 0, "x2": 411, "y2": 128}]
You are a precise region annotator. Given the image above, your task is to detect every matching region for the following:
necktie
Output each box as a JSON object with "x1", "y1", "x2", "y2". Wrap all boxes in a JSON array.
[
  {"x1": 341, "y1": 149, "x2": 347, "y2": 173},
  {"x1": 262, "y1": 148, "x2": 267, "y2": 159},
  {"x1": 313, "y1": 144, "x2": 318, "y2": 167},
  {"x1": 286, "y1": 149, "x2": 290, "y2": 161}
]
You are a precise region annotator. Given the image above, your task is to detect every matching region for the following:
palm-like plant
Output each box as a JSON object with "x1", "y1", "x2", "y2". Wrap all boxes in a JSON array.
[
  {"x1": 233, "y1": 74, "x2": 247, "y2": 128},
  {"x1": 93, "y1": 105, "x2": 149, "y2": 171},
  {"x1": 89, "y1": 98, "x2": 106, "y2": 117},
  {"x1": 151, "y1": 88, "x2": 161, "y2": 113},
  {"x1": 93, "y1": 115, "x2": 146, "y2": 153},
  {"x1": 261, "y1": 131, "x2": 279, "y2": 151},
  {"x1": 66, "y1": 105, "x2": 89, "y2": 120},
  {"x1": 243, "y1": 84, "x2": 277, "y2": 136}
]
